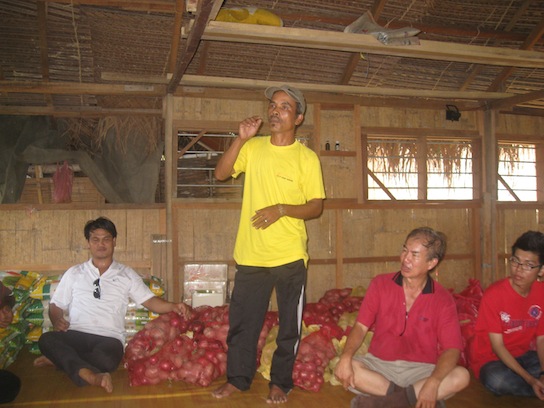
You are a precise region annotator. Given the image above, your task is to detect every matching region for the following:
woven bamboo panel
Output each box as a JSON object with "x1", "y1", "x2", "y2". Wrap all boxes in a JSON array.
[
  {"x1": 0, "y1": 208, "x2": 164, "y2": 279},
  {"x1": 19, "y1": 178, "x2": 105, "y2": 205}
]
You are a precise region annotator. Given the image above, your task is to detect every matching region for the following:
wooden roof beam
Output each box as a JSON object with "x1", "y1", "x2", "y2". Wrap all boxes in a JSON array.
[
  {"x1": 42, "y1": 0, "x2": 176, "y2": 13},
  {"x1": 179, "y1": 74, "x2": 513, "y2": 101},
  {"x1": 0, "y1": 106, "x2": 161, "y2": 117},
  {"x1": 202, "y1": 21, "x2": 544, "y2": 68},
  {"x1": 0, "y1": 81, "x2": 166, "y2": 96},
  {"x1": 167, "y1": 0, "x2": 223, "y2": 94}
]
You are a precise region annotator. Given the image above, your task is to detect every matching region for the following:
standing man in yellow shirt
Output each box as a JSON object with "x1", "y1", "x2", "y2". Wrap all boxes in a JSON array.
[{"x1": 212, "y1": 85, "x2": 326, "y2": 404}]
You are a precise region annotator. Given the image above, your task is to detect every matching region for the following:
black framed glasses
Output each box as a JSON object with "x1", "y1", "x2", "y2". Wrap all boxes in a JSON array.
[
  {"x1": 93, "y1": 278, "x2": 101, "y2": 299},
  {"x1": 509, "y1": 257, "x2": 542, "y2": 272}
]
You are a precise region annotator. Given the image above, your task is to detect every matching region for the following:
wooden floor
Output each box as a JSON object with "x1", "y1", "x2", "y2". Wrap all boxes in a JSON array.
[{"x1": 3, "y1": 349, "x2": 543, "y2": 408}]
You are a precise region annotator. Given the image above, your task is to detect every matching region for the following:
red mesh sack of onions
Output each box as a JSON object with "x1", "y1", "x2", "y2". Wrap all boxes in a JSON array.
[
  {"x1": 125, "y1": 308, "x2": 228, "y2": 387},
  {"x1": 293, "y1": 330, "x2": 337, "y2": 392},
  {"x1": 124, "y1": 306, "x2": 278, "y2": 388},
  {"x1": 124, "y1": 311, "x2": 194, "y2": 386},
  {"x1": 318, "y1": 288, "x2": 363, "y2": 319}
]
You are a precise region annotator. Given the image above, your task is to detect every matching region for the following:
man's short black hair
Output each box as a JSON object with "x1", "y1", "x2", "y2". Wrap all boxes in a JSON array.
[
  {"x1": 511, "y1": 230, "x2": 544, "y2": 265},
  {"x1": 84, "y1": 217, "x2": 117, "y2": 240}
]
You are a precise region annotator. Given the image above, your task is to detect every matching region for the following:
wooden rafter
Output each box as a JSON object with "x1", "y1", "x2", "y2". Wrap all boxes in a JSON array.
[
  {"x1": 37, "y1": 1, "x2": 54, "y2": 108},
  {"x1": 487, "y1": 17, "x2": 544, "y2": 92},
  {"x1": 167, "y1": 0, "x2": 223, "y2": 94},
  {"x1": 484, "y1": 89, "x2": 544, "y2": 110},
  {"x1": 459, "y1": 0, "x2": 532, "y2": 92},
  {"x1": 340, "y1": 0, "x2": 387, "y2": 85},
  {"x1": 167, "y1": 0, "x2": 185, "y2": 74},
  {"x1": 37, "y1": 2, "x2": 50, "y2": 81}
]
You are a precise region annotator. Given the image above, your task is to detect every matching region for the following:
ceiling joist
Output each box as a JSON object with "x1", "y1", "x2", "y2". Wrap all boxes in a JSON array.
[
  {"x1": 179, "y1": 75, "x2": 513, "y2": 101},
  {"x1": 202, "y1": 21, "x2": 544, "y2": 69}
]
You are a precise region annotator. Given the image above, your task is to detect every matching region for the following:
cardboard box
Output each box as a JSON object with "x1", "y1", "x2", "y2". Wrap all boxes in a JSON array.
[
  {"x1": 192, "y1": 290, "x2": 224, "y2": 308},
  {"x1": 183, "y1": 280, "x2": 226, "y2": 305}
]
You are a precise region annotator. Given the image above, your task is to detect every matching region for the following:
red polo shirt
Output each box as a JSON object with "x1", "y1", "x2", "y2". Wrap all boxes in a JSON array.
[{"x1": 357, "y1": 272, "x2": 463, "y2": 364}]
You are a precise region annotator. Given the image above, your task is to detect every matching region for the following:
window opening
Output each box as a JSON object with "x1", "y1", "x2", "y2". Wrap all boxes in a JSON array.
[
  {"x1": 498, "y1": 143, "x2": 537, "y2": 201},
  {"x1": 367, "y1": 136, "x2": 473, "y2": 200},
  {"x1": 177, "y1": 131, "x2": 242, "y2": 199}
]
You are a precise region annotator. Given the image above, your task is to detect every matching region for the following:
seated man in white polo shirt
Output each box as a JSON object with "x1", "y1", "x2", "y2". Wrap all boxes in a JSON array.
[{"x1": 34, "y1": 216, "x2": 190, "y2": 393}]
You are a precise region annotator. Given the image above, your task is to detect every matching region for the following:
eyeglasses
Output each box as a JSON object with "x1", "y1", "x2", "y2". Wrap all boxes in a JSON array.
[
  {"x1": 509, "y1": 257, "x2": 542, "y2": 272},
  {"x1": 93, "y1": 278, "x2": 101, "y2": 299}
]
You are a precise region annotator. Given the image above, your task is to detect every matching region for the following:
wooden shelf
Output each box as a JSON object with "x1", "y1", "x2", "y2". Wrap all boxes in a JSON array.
[{"x1": 320, "y1": 150, "x2": 356, "y2": 157}]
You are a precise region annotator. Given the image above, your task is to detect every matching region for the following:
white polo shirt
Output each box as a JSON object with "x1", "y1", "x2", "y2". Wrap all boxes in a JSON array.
[{"x1": 50, "y1": 259, "x2": 155, "y2": 344}]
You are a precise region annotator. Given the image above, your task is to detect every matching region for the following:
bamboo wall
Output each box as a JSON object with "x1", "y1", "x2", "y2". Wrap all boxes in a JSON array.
[
  {"x1": 0, "y1": 96, "x2": 543, "y2": 305},
  {"x1": 0, "y1": 207, "x2": 167, "y2": 289}
]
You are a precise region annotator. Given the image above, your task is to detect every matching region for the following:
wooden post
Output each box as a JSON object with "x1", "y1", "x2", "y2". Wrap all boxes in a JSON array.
[
  {"x1": 335, "y1": 208, "x2": 344, "y2": 288},
  {"x1": 353, "y1": 105, "x2": 363, "y2": 203},
  {"x1": 480, "y1": 109, "x2": 498, "y2": 287},
  {"x1": 164, "y1": 94, "x2": 176, "y2": 301},
  {"x1": 35, "y1": 165, "x2": 44, "y2": 204},
  {"x1": 313, "y1": 103, "x2": 321, "y2": 153}
]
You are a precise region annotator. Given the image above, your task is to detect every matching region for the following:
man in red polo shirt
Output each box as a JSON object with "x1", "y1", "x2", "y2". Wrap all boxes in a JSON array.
[{"x1": 335, "y1": 227, "x2": 469, "y2": 408}]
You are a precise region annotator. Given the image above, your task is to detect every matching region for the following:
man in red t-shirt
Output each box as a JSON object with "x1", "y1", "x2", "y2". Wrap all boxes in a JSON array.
[
  {"x1": 470, "y1": 230, "x2": 544, "y2": 399},
  {"x1": 335, "y1": 227, "x2": 469, "y2": 408}
]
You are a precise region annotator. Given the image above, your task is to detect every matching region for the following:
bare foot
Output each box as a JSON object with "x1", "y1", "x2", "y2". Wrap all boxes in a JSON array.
[
  {"x1": 266, "y1": 384, "x2": 288, "y2": 404},
  {"x1": 79, "y1": 368, "x2": 113, "y2": 393},
  {"x1": 33, "y1": 356, "x2": 54, "y2": 367},
  {"x1": 212, "y1": 382, "x2": 240, "y2": 399}
]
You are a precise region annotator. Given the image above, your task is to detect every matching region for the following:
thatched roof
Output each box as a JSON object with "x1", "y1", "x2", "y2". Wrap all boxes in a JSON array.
[{"x1": 1, "y1": 0, "x2": 543, "y2": 117}]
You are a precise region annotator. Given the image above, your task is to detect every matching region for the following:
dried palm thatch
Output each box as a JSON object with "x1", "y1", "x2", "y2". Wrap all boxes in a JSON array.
[
  {"x1": 61, "y1": 116, "x2": 162, "y2": 155},
  {"x1": 368, "y1": 139, "x2": 523, "y2": 183}
]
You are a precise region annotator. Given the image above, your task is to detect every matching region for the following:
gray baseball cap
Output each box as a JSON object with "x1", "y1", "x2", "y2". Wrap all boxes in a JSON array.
[{"x1": 264, "y1": 85, "x2": 306, "y2": 115}]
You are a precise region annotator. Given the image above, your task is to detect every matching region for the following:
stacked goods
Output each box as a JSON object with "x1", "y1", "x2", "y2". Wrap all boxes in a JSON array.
[
  {"x1": 136, "y1": 287, "x2": 365, "y2": 392},
  {"x1": 0, "y1": 271, "x2": 43, "y2": 368},
  {"x1": 294, "y1": 287, "x2": 365, "y2": 391},
  {"x1": 124, "y1": 305, "x2": 277, "y2": 387},
  {"x1": 292, "y1": 329, "x2": 337, "y2": 391},
  {"x1": 124, "y1": 276, "x2": 166, "y2": 344},
  {"x1": 0, "y1": 321, "x2": 28, "y2": 368},
  {"x1": 26, "y1": 275, "x2": 61, "y2": 352},
  {"x1": 452, "y1": 279, "x2": 483, "y2": 367},
  {"x1": 24, "y1": 298, "x2": 52, "y2": 354}
]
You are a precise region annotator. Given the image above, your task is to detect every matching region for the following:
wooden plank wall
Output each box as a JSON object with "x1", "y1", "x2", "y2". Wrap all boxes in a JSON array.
[
  {"x1": 1, "y1": 97, "x2": 543, "y2": 305},
  {"x1": 170, "y1": 201, "x2": 479, "y2": 303},
  {"x1": 0, "y1": 206, "x2": 166, "y2": 288}
]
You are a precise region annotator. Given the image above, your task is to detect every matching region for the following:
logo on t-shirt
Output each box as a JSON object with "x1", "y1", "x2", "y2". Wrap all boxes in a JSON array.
[
  {"x1": 528, "y1": 305, "x2": 542, "y2": 320},
  {"x1": 500, "y1": 311, "x2": 510, "y2": 323}
]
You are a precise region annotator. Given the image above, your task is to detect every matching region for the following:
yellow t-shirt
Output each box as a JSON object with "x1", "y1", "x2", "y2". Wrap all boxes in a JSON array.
[{"x1": 232, "y1": 136, "x2": 326, "y2": 267}]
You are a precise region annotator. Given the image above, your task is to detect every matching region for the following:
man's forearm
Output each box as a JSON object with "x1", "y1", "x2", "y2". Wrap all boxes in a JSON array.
[
  {"x1": 214, "y1": 137, "x2": 245, "y2": 181},
  {"x1": 280, "y1": 199, "x2": 323, "y2": 221},
  {"x1": 340, "y1": 322, "x2": 368, "y2": 360},
  {"x1": 431, "y1": 349, "x2": 461, "y2": 381}
]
